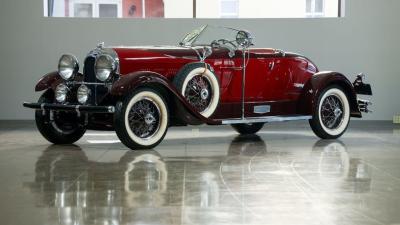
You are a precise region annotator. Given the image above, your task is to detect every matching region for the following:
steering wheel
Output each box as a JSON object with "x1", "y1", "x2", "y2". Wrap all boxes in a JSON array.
[
  {"x1": 211, "y1": 39, "x2": 237, "y2": 58},
  {"x1": 217, "y1": 39, "x2": 237, "y2": 49}
]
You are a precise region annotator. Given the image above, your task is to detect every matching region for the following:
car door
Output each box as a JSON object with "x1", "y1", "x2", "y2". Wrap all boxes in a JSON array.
[
  {"x1": 207, "y1": 47, "x2": 243, "y2": 119},
  {"x1": 243, "y1": 49, "x2": 276, "y2": 117}
]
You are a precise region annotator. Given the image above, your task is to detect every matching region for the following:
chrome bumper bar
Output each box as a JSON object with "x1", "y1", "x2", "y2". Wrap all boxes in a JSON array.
[
  {"x1": 23, "y1": 102, "x2": 115, "y2": 113},
  {"x1": 358, "y1": 99, "x2": 372, "y2": 113}
]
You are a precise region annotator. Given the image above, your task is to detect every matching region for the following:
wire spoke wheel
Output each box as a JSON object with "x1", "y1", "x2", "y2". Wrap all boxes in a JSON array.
[
  {"x1": 184, "y1": 74, "x2": 213, "y2": 113},
  {"x1": 309, "y1": 86, "x2": 350, "y2": 139},
  {"x1": 320, "y1": 95, "x2": 344, "y2": 129},
  {"x1": 116, "y1": 89, "x2": 169, "y2": 150},
  {"x1": 128, "y1": 98, "x2": 161, "y2": 139}
]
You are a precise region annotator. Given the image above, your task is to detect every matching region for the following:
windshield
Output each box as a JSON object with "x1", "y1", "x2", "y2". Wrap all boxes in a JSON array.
[{"x1": 180, "y1": 25, "x2": 241, "y2": 47}]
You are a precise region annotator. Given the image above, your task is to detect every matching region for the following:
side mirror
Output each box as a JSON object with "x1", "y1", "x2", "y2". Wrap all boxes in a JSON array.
[{"x1": 236, "y1": 30, "x2": 253, "y2": 48}]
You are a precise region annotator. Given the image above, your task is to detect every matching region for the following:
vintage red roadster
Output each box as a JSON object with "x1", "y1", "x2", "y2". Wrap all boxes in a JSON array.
[{"x1": 23, "y1": 25, "x2": 372, "y2": 150}]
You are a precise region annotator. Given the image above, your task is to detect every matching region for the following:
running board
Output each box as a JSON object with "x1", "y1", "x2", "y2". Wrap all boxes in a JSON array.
[{"x1": 221, "y1": 115, "x2": 312, "y2": 125}]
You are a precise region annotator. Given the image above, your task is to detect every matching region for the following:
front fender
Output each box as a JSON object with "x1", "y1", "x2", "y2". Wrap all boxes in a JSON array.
[
  {"x1": 110, "y1": 71, "x2": 220, "y2": 125},
  {"x1": 35, "y1": 71, "x2": 61, "y2": 92},
  {"x1": 298, "y1": 71, "x2": 362, "y2": 118},
  {"x1": 35, "y1": 71, "x2": 84, "y2": 92}
]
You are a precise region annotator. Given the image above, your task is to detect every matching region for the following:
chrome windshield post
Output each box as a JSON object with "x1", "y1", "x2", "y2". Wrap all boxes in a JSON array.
[{"x1": 241, "y1": 47, "x2": 250, "y2": 119}]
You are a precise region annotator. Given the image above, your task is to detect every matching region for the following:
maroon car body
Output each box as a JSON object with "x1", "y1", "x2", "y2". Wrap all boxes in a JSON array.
[
  {"x1": 111, "y1": 46, "x2": 364, "y2": 119},
  {"x1": 24, "y1": 25, "x2": 372, "y2": 150}
]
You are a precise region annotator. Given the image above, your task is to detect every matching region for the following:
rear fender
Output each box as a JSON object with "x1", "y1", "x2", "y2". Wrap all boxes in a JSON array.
[
  {"x1": 298, "y1": 71, "x2": 362, "y2": 118},
  {"x1": 110, "y1": 71, "x2": 219, "y2": 125}
]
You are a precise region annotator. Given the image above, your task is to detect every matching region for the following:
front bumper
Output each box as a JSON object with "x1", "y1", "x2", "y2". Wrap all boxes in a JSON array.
[
  {"x1": 23, "y1": 102, "x2": 115, "y2": 113},
  {"x1": 352, "y1": 74, "x2": 373, "y2": 114}
]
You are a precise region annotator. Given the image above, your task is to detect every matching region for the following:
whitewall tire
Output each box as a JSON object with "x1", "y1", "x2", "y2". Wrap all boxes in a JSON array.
[
  {"x1": 309, "y1": 86, "x2": 350, "y2": 139},
  {"x1": 35, "y1": 90, "x2": 86, "y2": 144},
  {"x1": 173, "y1": 63, "x2": 220, "y2": 118},
  {"x1": 115, "y1": 88, "x2": 169, "y2": 150}
]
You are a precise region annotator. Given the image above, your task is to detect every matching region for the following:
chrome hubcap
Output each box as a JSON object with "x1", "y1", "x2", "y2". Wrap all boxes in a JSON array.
[
  {"x1": 200, "y1": 89, "x2": 209, "y2": 100},
  {"x1": 144, "y1": 114, "x2": 155, "y2": 125},
  {"x1": 334, "y1": 108, "x2": 342, "y2": 118}
]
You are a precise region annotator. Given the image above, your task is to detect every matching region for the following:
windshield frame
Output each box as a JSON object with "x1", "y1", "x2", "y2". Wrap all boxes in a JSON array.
[
  {"x1": 179, "y1": 25, "x2": 208, "y2": 47},
  {"x1": 179, "y1": 25, "x2": 242, "y2": 47}
]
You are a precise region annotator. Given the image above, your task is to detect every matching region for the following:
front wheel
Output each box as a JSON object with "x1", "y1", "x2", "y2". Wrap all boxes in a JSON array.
[
  {"x1": 309, "y1": 85, "x2": 350, "y2": 139},
  {"x1": 114, "y1": 88, "x2": 169, "y2": 150},
  {"x1": 231, "y1": 123, "x2": 264, "y2": 135},
  {"x1": 35, "y1": 91, "x2": 86, "y2": 144}
]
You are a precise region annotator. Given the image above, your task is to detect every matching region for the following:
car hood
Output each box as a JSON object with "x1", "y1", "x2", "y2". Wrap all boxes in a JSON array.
[
  {"x1": 110, "y1": 46, "x2": 200, "y2": 76},
  {"x1": 112, "y1": 46, "x2": 200, "y2": 60}
]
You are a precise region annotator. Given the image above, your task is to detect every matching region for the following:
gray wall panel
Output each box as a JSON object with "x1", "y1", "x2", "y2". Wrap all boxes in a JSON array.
[{"x1": 0, "y1": 0, "x2": 399, "y2": 120}]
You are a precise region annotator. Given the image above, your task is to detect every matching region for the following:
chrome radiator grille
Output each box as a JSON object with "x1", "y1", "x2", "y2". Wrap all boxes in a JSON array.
[
  {"x1": 83, "y1": 56, "x2": 96, "y2": 83},
  {"x1": 82, "y1": 56, "x2": 110, "y2": 106},
  {"x1": 83, "y1": 56, "x2": 97, "y2": 104}
]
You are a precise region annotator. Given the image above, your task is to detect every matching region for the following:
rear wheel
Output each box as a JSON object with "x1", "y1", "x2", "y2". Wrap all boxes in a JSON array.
[
  {"x1": 309, "y1": 86, "x2": 350, "y2": 139},
  {"x1": 35, "y1": 90, "x2": 86, "y2": 144},
  {"x1": 114, "y1": 88, "x2": 169, "y2": 150},
  {"x1": 231, "y1": 123, "x2": 264, "y2": 135}
]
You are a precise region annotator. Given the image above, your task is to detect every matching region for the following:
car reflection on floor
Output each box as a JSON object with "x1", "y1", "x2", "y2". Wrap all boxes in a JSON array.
[{"x1": 23, "y1": 135, "x2": 372, "y2": 225}]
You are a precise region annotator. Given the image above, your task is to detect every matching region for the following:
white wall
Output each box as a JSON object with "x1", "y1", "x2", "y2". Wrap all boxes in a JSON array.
[
  {"x1": 191, "y1": 0, "x2": 339, "y2": 18},
  {"x1": 0, "y1": 0, "x2": 399, "y2": 120},
  {"x1": 239, "y1": 0, "x2": 305, "y2": 18},
  {"x1": 164, "y1": 0, "x2": 193, "y2": 18}
]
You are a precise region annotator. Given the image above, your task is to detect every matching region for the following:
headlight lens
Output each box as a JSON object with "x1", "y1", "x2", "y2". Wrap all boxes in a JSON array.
[
  {"x1": 58, "y1": 54, "x2": 79, "y2": 80},
  {"x1": 77, "y1": 85, "x2": 90, "y2": 104},
  {"x1": 95, "y1": 54, "x2": 116, "y2": 82},
  {"x1": 55, "y1": 84, "x2": 69, "y2": 103}
]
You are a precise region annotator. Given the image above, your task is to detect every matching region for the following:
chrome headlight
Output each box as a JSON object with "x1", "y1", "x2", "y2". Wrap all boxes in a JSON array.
[
  {"x1": 77, "y1": 85, "x2": 90, "y2": 104},
  {"x1": 58, "y1": 54, "x2": 79, "y2": 80},
  {"x1": 55, "y1": 84, "x2": 69, "y2": 103},
  {"x1": 95, "y1": 54, "x2": 116, "y2": 82}
]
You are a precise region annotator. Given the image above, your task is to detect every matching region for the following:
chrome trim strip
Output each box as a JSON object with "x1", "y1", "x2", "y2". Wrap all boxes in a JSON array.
[
  {"x1": 67, "y1": 81, "x2": 111, "y2": 86},
  {"x1": 241, "y1": 50, "x2": 246, "y2": 119},
  {"x1": 23, "y1": 102, "x2": 115, "y2": 114},
  {"x1": 221, "y1": 115, "x2": 312, "y2": 125}
]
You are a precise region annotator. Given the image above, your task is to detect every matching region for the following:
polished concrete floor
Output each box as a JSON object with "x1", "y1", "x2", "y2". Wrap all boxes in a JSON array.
[{"x1": 0, "y1": 120, "x2": 399, "y2": 225}]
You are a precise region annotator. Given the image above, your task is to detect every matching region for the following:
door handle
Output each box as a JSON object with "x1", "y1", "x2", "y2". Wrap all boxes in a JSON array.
[{"x1": 269, "y1": 61, "x2": 275, "y2": 70}]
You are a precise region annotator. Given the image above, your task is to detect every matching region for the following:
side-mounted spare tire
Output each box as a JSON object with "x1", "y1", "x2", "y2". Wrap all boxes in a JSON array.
[{"x1": 173, "y1": 63, "x2": 220, "y2": 120}]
